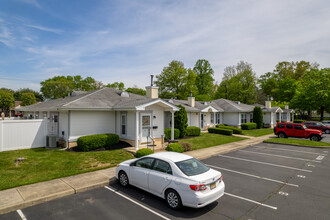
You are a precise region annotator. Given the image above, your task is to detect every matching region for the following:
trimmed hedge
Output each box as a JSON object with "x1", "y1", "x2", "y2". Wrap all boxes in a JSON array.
[
  {"x1": 216, "y1": 125, "x2": 242, "y2": 134},
  {"x1": 164, "y1": 128, "x2": 180, "y2": 140},
  {"x1": 293, "y1": 119, "x2": 305, "y2": 123},
  {"x1": 241, "y1": 123, "x2": 257, "y2": 130},
  {"x1": 136, "y1": 148, "x2": 154, "y2": 158},
  {"x1": 208, "y1": 127, "x2": 233, "y2": 135},
  {"x1": 77, "y1": 133, "x2": 119, "y2": 152},
  {"x1": 186, "y1": 126, "x2": 201, "y2": 136},
  {"x1": 166, "y1": 143, "x2": 184, "y2": 153},
  {"x1": 180, "y1": 142, "x2": 192, "y2": 152}
]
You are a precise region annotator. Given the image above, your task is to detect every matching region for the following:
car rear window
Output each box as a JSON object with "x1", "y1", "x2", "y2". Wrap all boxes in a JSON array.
[{"x1": 175, "y1": 158, "x2": 210, "y2": 176}]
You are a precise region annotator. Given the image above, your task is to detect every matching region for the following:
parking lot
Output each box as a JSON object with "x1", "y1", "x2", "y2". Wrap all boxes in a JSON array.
[{"x1": 1, "y1": 140, "x2": 329, "y2": 220}]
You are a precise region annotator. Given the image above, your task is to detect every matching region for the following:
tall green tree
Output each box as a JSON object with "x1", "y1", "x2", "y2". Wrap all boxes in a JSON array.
[
  {"x1": 21, "y1": 93, "x2": 37, "y2": 106},
  {"x1": 291, "y1": 68, "x2": 330, "y2": 120},
  {"x1": 155, "y1": 60, "x2": 196, "y2": 99},
  {"x1": 105, "y1": 82, "x2": 125, "y2": 91},
  {"x1": 14, "y1": 88, "x2": 43, "y2": 102},
  {"x1": 174, "y1": 105, "x2": 188, "y2": 138},
  {"x1": 126, "y1": 87, "x2": 146, "y2": 96},
  {"x1": 193, "y1": 59, "x2": 215, "y2": 96},
  {"x1": 0, "y1": 89, "x2": 14, "y2": 116},
  {"x1": 215, "y1": 61, "x2": 257, "y2": 104}
]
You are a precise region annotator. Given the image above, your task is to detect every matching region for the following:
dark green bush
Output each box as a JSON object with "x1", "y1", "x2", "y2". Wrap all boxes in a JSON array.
[
  {"x1": 241, "y1": 123, "x2": 257, "y2": 130},
  {"x1": 136, "y1": 148, "x2": 154, "y2": 158},
  {"x1": 180, "y1": 142, "x2": 192, "y2": 152},
  {"x1": 174, "y1": 105, "x2": 188, "y2": 138},
  {"x1": 164, "y1": 128, "x2": 180, "y2": 140},
  {"x1": 208, "y1": 127, "x2": 233, "y2": 135},
  {"x1": 253, "y1": 106, "x2": 263, "y2": 129},
  {"x1": 165, "y1": 143, "x2": 184, "y2": 153},
  {"x1": 77, "y1": 133, "x2": 119, "y2": 152},
  {"x1": 293, "y1": 119, "x2": 305, "y2": 123},
  {"x1": 216, "y1": 125, "x2": 242, "y2": 134},
  {"x1": 186, "y1": 126, "x2": 201, "y2": 136}
]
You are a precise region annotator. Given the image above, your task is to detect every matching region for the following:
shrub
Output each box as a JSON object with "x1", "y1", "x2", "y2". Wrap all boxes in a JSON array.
[
  {"x1": 208, "y1": 127, "x2": 233, "y2": 135},
  {"x1": 164, "y1": 128, "x2": 180, "y2": 140},
  {"x1": 186, "y1": 126, "x2": 201, "y2": 136},
  {"x1": 77, "y1": 133, "x2": 119, "y2": 152},
  {"x1": 136, "y1": 148, "x2": 154, "y2": 158},
  {"x1": 253, "y1": 106, "x2": 263, "y2": 129},
  {"x1": 165, "y1": 143, "x2": 184, "y2": 153},
  {"x1": 216, "y1": 125, "x2": 242, "y2": 134},
  {"x1": 294, "y1": 119, "x2": 305, "y2": 123},
  {"x1": 241, "y1": 123, "x2": 257, "y2": 130},
  {"x1": 174, "y1": 105, "x2": 188, "y2": 138},
  {"x1": 180, "y1": 142, "x2": 192, "y2": 152}
]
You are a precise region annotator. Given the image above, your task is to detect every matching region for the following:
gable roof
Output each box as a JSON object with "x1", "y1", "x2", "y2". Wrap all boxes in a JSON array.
[
  {"x1": 211, "y1": 98, "x2": 254, "y2": 112},
  {"x1": 18, "y1": 87, "x2": 178, "y2": 112},
  {"x1": 166, "y1": 99, "x2": 224, "y2": 112}
]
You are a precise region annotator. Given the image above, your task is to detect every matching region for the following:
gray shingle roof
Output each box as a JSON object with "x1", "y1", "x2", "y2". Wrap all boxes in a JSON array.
[
  {"x1": 212, "y1": 98, "x2": 254, "y2": 112},
  {"x1": 166, "y1": 99, "x2": 224, "y2": 112},
  {"x1": 18, "y1": 87, "x2": 167, "y2": 111}
]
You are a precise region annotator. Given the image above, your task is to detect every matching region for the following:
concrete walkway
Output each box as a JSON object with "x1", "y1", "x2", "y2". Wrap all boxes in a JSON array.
[{"x1": 0, "y1": 134, "x2": 275, "y2": 215}]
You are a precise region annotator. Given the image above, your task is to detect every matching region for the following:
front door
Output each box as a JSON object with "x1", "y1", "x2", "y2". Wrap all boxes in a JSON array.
[
  {"x1": 141, "y1": 113, "x2": 151, "y2": 143},
  {"x1": 200, "y1": 114, "x2": 204, "y2": 129}
]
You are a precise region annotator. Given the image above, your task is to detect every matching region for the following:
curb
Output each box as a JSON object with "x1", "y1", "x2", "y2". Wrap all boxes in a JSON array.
[
  {"x1": 263, "y1": 141, "x2": 330, "y2": 149},
  {"x1": 0, "y1": 177, "x2": 117, "y2": 215}
]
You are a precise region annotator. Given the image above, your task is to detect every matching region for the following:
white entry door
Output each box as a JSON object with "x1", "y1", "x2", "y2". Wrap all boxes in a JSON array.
[{"x1": 141, "y1": 113, "x2": 151, "y2": 143}]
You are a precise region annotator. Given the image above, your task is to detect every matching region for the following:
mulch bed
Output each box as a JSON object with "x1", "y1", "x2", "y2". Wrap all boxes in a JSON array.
[{"x1": 66, "y1": 141, "x2": 132, "y2": 152}]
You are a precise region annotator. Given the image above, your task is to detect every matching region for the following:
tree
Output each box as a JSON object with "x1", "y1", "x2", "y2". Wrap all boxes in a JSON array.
[
  {"x1": 253, "y1": 106, "x2": 263, "y2": 129},
  {"x1": 215, "y1": 61, "x2": 257, "y2": 104},
  {"x1": 40, "y1": 75, "x2": 100, "y2": 99},
  {"x1": 0, "y1": 89, "x2": 14, "y2": 116},
  {"x1": 126, "y1": 87, "x2": 146, "y2": 96},
  {"x1": 155, "y1": 60, "x2": 195, "y2": 99},
  {"x1": 291, "y1": 68, "x2": 330, "y2": 120},
  {"x1": 174, "y1": 105, "x2": 188, "y2": 138},
  {"x1": 14, "y1": 88, "x2": 43, "y2": 102},
  {"x1": 105, "y1": 82, "x2": 125, "y2": 91},
  {"x1": 21, "y1": 93, "x2": 37, "y2": 106},
  {"x1": 193, "y1": 59, "x2": 215, "y2": 96}
]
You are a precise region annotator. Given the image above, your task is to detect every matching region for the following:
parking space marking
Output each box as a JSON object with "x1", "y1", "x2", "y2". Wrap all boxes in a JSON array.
[
  {"x1": 297, "y1": 175, "x2": 306, "y2": 178},
  {"x1": 224, "y1": 192, "x2": 277, "y2": 210},
  {"x1": 16, "y1": 210, "x2": 27, "y2": 220},
  {"x1": 238, "y1": 150, "x2": 321, "y2": 163},
  {"x1": 206, "y1": 164, "x2": 299, "y2": 187},
  {"x1": 217, "y1": 155, "x2": 312, "y2": 172},
  {"x1": 278, "y1": 191, "x2": 289, "y2": 196},
  {"x1": 254, "y1": 146, "x2": 327, "y2": 156},
  {"x1": 104, "y1": 186, "x2": 171, "y2": 220},
  {"x1": 316, "y1": 155, "x2": 325, "y2": 161}
]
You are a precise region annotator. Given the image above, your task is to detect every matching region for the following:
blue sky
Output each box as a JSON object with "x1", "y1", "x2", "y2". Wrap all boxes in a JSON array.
[{"x1": 1, "y1": 0, "x2": 330, "y2": 91}]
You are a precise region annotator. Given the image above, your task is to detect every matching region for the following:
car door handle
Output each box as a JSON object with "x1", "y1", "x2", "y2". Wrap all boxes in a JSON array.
[{"x1": 164, "y1": 177, "x2": 170, "y2": 181}]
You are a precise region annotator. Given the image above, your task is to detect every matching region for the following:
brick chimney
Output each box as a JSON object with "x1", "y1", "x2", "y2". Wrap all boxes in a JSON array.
[{"x1": 146, "y1": 75, "x2": 158, "y2": 99}]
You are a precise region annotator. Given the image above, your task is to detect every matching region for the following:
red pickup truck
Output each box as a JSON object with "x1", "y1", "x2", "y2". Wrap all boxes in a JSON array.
[{"x1": 274, "y1": 122, "x2": 323, "y2": 141}]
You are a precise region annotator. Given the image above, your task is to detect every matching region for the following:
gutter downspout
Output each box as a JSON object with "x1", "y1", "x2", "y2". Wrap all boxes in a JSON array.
[{"x1": 64, "y1": 110, "x2": 71, "y2": 150}]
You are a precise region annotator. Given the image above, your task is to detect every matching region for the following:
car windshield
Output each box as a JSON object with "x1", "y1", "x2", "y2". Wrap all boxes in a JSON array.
[{"x1": 175, "y1": 158, "x2": 210, "y2": 176}]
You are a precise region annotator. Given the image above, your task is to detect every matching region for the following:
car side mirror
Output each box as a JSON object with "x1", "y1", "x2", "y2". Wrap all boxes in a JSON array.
[{"x1": 130, "y1": 162, "x2": 135, "y2": 166}]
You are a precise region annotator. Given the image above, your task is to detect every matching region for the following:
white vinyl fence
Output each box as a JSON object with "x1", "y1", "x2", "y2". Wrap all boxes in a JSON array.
[{"x1": 0, "y1": 119, "x2": 48, "y2": 152}]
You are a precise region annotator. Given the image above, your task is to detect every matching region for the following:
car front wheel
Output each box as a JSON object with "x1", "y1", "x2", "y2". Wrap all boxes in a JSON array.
[
  {"x1": 310, "y1": 135, "x2": 320, "y2": 141},
  {"x1": 166, "y1": 189, "x2": 182, "y2": 210},
  {"x1": 278, "y1": 132, "x2": 286, "y2": 138},
  {"x1": 119, "y1": 171, "x2": 129, "y2": 187}
]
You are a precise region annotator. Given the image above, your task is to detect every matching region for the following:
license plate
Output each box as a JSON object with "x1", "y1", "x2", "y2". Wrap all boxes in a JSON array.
[{"x1": 210, "y1": 182, "x2": 216, "y2": 190}]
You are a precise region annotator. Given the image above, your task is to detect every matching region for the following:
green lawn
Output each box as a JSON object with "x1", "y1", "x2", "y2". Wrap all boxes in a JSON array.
[
  {"x1": 0, "y1": 148, "x2": 134, "y2": 190},
  {"x1": 242, "y1": 128, "x2": 274, "y2": 137},
  {"x1": 179, "y1": 133, "x2": 247, "y2": 150},
  {"x1": 264, "y1": 138, "x2": 330, "y2": 147}
]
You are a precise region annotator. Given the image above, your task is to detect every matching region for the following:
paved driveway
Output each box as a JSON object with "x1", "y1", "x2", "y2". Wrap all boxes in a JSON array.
[{"x1": 1, "y1": 143, "x2": 329, "y2": 220}]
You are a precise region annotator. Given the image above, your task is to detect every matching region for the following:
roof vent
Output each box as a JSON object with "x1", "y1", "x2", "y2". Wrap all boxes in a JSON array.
[
  {"x1": 169, "y1": 99, "x2": 174, "y2": 104},
  {"x1": 120, "y1": 91, "x2": 129, "y2": 97},
  {"x1": 236, "y1": 101, "x2": 241, "y2": 104},
  {"x1": 204, "y1": 102, "x2": 208, "y2": 105}
]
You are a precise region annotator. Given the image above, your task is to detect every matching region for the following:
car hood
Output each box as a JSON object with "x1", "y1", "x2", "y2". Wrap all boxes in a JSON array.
[
  {"x1": 188, "y1": 168, "x2": 222, "y2": 184},
  {"x1": 306, "y1": 128, "x2": 323, "y2": 133}
]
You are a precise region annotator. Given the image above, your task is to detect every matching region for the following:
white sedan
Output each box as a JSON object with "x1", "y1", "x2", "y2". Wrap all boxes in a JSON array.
[{"x1": 116, "y1": 152, "x2": 225, "y2": 209}]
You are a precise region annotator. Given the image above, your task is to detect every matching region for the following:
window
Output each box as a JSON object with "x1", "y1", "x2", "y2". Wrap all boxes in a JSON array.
[
  {"x1": 43, "y1": 112, "x2": 47, "y2": 118},
  {"x1": 250, "y1": 113, "x2": 253, "y2": 122},
  {"x1": 294, "y1": 125, "x2": 303, "y2": 130},
  {"x1": 241, "y1": 114, "x2": 247, "y2": 124},
  {"x1": 152, "y1": 160, "x2": 172, "y2": 174},
  {"x1": 121, "y1": 113, "x2": 127, "y2": 135},
  {"x1": 278, "y1": 124, "x2": 285, "y2": 128},
  {"x1": 211, "y1": 113, "x2": 214, "y2": 123},
  {"x1": 216, "y1": 113, "x2": 220, "y2": 124},
  {"x1": 135, "y1": 158, "x2": 154, "y2": 169},
  {"x1": 175, "y1": 158, "x2": 210, "y2": 176},
  {"x1": 35, "y1": 112, "x2": 39, "y2": 119},
  {"x1": 286, "y1": 124, "x2": 293, "y2": 129}
]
